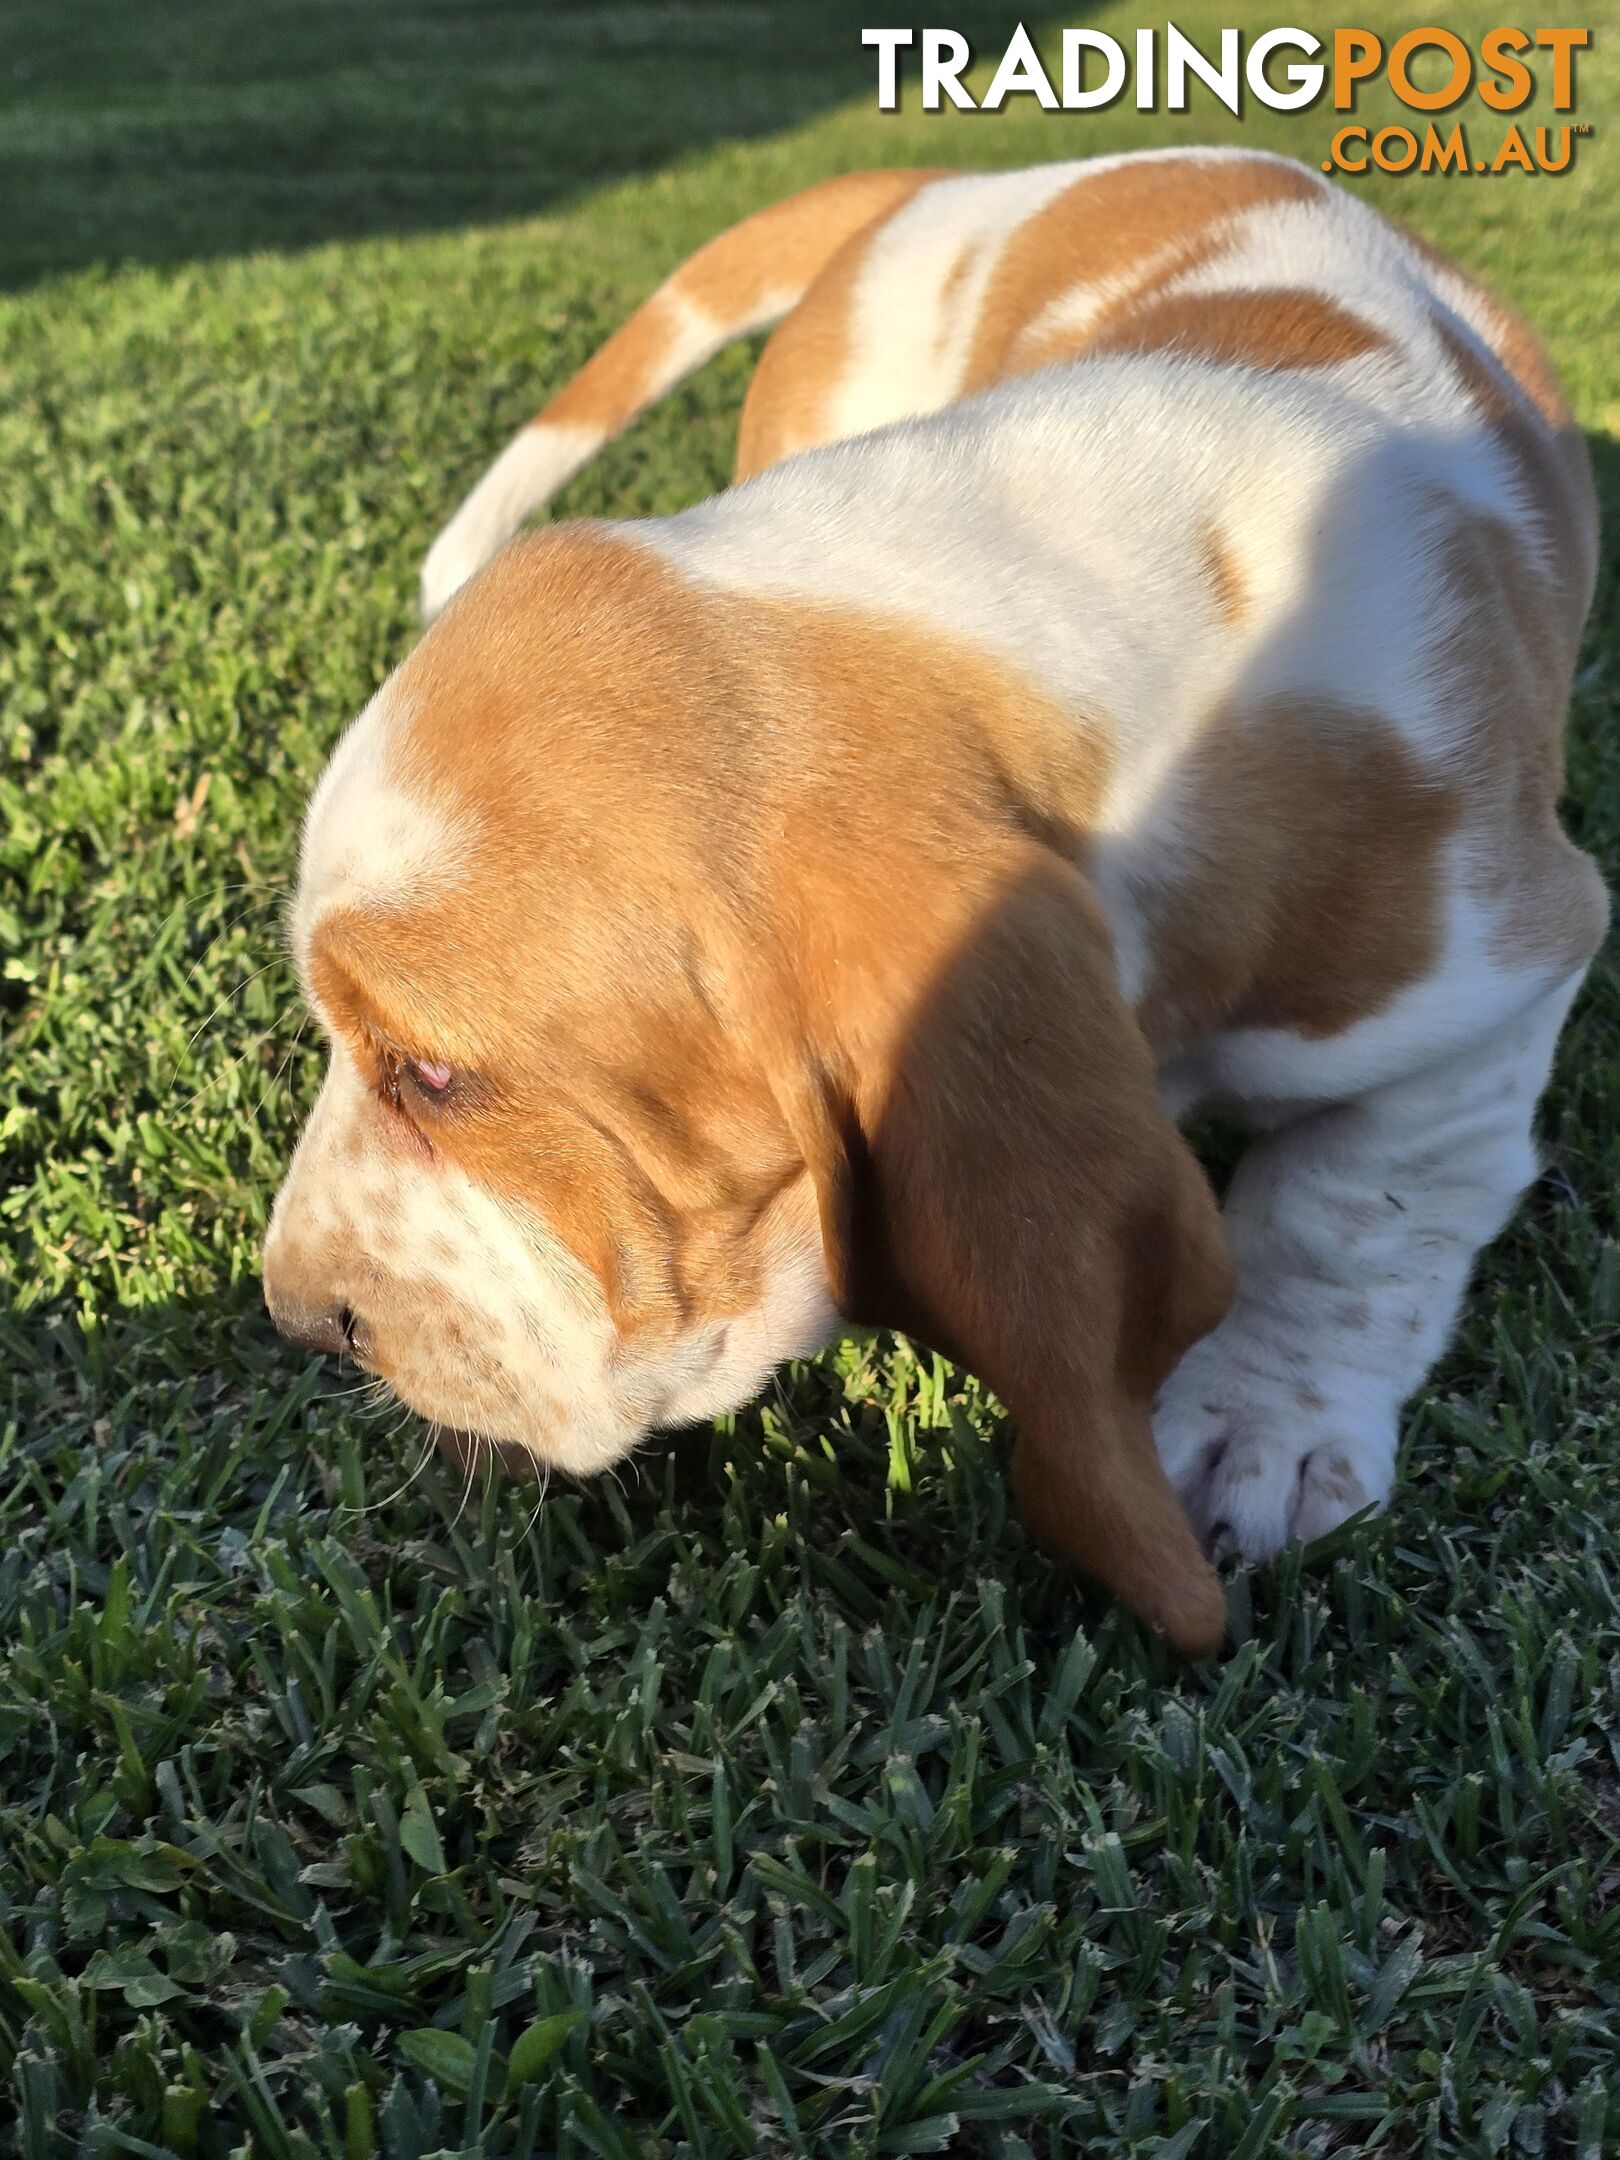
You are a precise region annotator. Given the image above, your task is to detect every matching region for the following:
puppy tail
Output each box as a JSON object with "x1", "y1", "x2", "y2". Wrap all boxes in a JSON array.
[{"x1": 419, "y1": 169, "x2": 940, "y2": 622}]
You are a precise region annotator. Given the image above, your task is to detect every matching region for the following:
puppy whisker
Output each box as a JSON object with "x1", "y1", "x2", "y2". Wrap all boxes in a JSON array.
[{"x1": 342, "y1": 1415, "x2": 440, "y2": 1516}]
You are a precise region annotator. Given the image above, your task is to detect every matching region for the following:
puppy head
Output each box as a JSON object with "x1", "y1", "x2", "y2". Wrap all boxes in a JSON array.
[
  {"x1": 264, "y1": 531, "x2": 838, "y2": 1474},
  {"x1": 266, "y1": 528, "x2": 1231, "y2": 1650}
]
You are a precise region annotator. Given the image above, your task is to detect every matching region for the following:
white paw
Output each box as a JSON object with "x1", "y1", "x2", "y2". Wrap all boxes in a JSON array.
[{"x1": 1154, "y1": 1342, "x2": 1394, "y2": 1562}]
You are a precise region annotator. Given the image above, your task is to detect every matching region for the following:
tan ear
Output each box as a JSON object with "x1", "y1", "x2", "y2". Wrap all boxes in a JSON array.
[{"x1": 807, "y1": 854, "x2": 1234, "y2": 1657}]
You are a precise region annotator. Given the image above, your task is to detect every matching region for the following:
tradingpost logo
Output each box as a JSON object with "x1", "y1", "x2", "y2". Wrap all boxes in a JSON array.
[{"x1": 864, "y1": 24, "x2": 1593, "y2": 176}]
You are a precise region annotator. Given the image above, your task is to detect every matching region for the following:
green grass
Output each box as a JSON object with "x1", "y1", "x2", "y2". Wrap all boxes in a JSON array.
[{"x1": 2, "y1": 3, "x2": 1618, "y2": 2153}]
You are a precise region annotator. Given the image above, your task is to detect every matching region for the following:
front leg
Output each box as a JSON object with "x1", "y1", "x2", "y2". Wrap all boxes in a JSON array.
[{"x1": 1155, "y1": 977, "x2": 1585, "y2": 1560}]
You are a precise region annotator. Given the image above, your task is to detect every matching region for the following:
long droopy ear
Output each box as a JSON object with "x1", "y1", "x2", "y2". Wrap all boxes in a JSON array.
[{"x1": 800, "y1": 852, "x2": 1235, "y2": 1657}]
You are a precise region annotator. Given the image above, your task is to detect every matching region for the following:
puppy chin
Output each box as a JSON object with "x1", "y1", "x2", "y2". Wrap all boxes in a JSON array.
[
  {"x1": 410, "y1": 1391, "x2": 643, "y2": 1481},
  {"x1": 430, "y1": 1424, "x2": 546, "y2": 1481}
]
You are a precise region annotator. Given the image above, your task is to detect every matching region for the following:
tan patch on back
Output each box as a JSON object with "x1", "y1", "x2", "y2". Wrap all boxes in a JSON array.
[
  {"x1": 1086, "y1": 286, "x2": 1386, "y2": 373},
  {"x1": 1137, "y1": 698, "x2": 1459, "y2": 1048},
  {"x1": 1197, "y1": 522, "x2": 1248, "y2": 628},
  {"x1": 962, "y1": 153, "x2": 1324, "y2": 392}
]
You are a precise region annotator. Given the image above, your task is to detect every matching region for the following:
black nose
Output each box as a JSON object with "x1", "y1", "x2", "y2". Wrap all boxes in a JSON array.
[{"x1": 268, "y1": 1295, "x2": 362, "y2": 1360}]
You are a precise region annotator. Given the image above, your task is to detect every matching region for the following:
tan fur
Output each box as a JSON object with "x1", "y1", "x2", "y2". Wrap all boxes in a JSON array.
[
  {"x1": 1135, "y1": 699, "x2": 1459, "y2": 1049},
  {"x1": 326, "y1": 533, "x2": 1233, "y2": 1653},
  {"x1": 678, "y1": 170, "x2": 941, "y2": 322},
  {"x1": 537, "y1": 290, "x2": 692, "y2": 437},
  {"x1": 732, "y1": 226, "x2": 880, "y2": 478},
  {"x1": 962, "y1": 155, "x2": 1325, "y2": 392},
  {"x1": 1197, "y1": 522, "x2": 1248, "y2": 629},
  {"x1": 1401, "y1": 292, "x2": 1604, "y2": 978},
  {"x1": 1084, "y1": 286, "x2": 1387, "y2": 373},
  {"x1": 731, "y1": 174, "x2": 945, "y2": 478},
  {"x1": 308, "y1": 895, "x2": 816, "y2": 1346},
  {"x1": 537, "y1": 170, "x2": 940, "y2": 446}
]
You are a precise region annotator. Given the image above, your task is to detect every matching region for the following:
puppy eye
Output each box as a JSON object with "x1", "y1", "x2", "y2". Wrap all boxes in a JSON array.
[{"x1": 405, "y1": 1056, "x2": 453, "y2": 1094}]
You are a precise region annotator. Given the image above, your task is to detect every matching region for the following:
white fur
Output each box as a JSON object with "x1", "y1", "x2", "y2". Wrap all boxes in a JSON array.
[
  {"x1": 824, "y1": 162, "x2": 1085, "y2": 441},
  {"x1": 641, "y1": 1203, "x2": 840, "y2": 1432},
  {"x1": 1153, "y1": 972, "x2": 1585, "y2": 1557},
  {"x1": 292, "y1": 680, "x2": 473, "y2": 955},
  {"x1": 265, "y1": 1043, "x2": 634, "y2": 1474}
]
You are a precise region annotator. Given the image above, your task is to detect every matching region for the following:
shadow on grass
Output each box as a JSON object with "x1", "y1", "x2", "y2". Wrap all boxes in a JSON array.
[
  {"x1": 0, "y1": 1259, "x2": 1081, "y2": 1659},
  {"x1": 3, "y1": 0, "x2": 1077, "y2": 290},
  {"x1": 1566, "y1": 429, "x2": 1620, "y2": 889}
]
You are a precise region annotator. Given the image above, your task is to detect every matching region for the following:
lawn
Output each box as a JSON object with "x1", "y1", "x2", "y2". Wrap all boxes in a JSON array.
[{"x1": 2, "y1": 3, "x2": 1617, "y2": 2153}]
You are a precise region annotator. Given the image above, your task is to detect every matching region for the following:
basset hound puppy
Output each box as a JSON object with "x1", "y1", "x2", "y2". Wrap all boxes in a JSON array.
[{"x1": 265, "y1": 149, "x2": 1606, "y2": 1657}]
